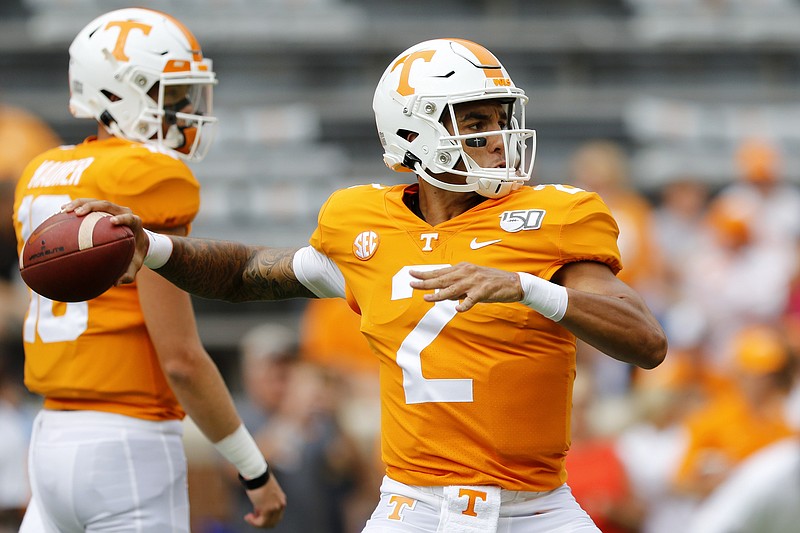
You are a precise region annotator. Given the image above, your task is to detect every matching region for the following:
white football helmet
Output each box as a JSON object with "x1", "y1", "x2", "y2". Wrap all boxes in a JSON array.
[
  {"x1": 68, "y1": 8, "x2": 217, "y2": 161},
  {"x1": 373, "y1": 38, "x2": 536, "y2": 198}
]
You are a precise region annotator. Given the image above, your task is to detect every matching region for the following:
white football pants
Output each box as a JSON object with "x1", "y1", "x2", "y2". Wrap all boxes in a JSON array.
[
  {"x1": 362, "y1": 475, "x2": 601, "y2": 533},
  {"x1": 20, "y1": 409, "x2": 188, "y2": 533}
]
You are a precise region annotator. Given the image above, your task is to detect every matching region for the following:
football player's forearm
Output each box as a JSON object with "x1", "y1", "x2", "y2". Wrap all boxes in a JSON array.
[
  {"x1": 241, "y1": 246, "x2": 317, "y2": 301},
  {"x1": 157, "y1": 237, "x2": 313, "y2": 302},
  {"x1": 559, "y1": 290, "x2": 667, "y2": 369}
]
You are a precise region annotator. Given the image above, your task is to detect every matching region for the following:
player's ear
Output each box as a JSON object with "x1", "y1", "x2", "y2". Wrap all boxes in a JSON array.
[{"x1": 398, "y1": 129, "x2": 418, "y2": 142}]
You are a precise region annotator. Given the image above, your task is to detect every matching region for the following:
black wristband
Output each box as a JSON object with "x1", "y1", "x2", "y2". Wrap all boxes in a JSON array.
[{"x1": 238, "y1": 464, "x2": 271, "y2": 490}]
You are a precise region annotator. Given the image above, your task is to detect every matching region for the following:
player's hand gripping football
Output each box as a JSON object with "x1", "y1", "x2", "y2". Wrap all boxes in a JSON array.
[
  {"x1": 62, "y1": 198, "x2": 147, "y2": 286},
  {"x1": 409, "y1": 262, "x2": 524, "y2": 312}
]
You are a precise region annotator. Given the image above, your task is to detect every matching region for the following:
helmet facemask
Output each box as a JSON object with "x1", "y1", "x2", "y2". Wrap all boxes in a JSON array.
[
  {"x1": 424, "y1": 94, "x2": 536, "y2": 199},
  {"x1": 155, "y1": 78, "x2": 216, "y2": 160}
]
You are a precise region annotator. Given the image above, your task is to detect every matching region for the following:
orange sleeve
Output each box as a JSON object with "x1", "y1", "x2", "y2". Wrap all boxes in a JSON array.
[
  {"x1": 97, "y1": 151, "x2": 200, "y2": 230},
  {"x1": 299, "y1": 298, "x2": 377, "y2": 374},
  {"x1": 541, "y1": 191, "x2": 622, "y2": 280}
]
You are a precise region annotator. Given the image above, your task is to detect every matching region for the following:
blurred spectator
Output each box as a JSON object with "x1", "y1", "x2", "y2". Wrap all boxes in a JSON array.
[
  {"x1": 617, "y1": 352, "x2": 702, "y2": 533},
  {"x1": 0, "y1": 339, "x2": 29, "y2": 533},
  {"x1": 0, "y1": 104, "x2": 57, "y2": 532},
  {"x1": 685, "y1": 435, "x2": 800, "y2": 533},
  {"x1": 0, "y1": 410, "x2": 27, "y2": 531},
  {"x1": 566, "y1": 373, "x2": 644, "y2": 533},
  {"x1": 675, "y1": 193, "x2": 797, "y2": 366},
  {"x1": 299, "y1": 298, "x2": 383, "y2": 528},
  {"x1": 649, "y1": 177, "x2": 715, "y2": 356},
  {"x1": 665, "y1": 189, "x2": 798, "y2": 371},
  {"x1": 298, "y1": 299, "x2": 379, "y2": 451},
  {"x1": 236, "y1": 323, "x2": 298, "y2": 434},
  {"x1": 183, "y1": 416, "x2": 237, "y2": 533},
  {"x1": 780, "y1": 234, "x2": 800, "y2": 431},
  {"x1": 569, "y1": 140, "x2": 667, "y2": 307},
  {"x1": 651, "y1": 177, "x2": 711, "y2": 302},
  {"x1": 569, "y1": 140, "x2": 668, "y2": 396},
  {"x1": 718, "y1": 138, "x2": 800, "y2": 249},
  {"x1": 232, "y1": 322, "x2": 364, "y2": 533},
  {"x1": 183, "y1": 323, "x2": 299, "y2": 533},
  {"x1": 673, "y1": 324, "x2": 796, "y2": 501},
  {"x1": 782, "y1": 290, "x2": 800, "y2": 430},
  {"x1": 254, "y1": 361, "x2": 363, "y2": 533}
]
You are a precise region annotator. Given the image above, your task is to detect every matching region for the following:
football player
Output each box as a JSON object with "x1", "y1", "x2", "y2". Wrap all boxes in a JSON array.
[
  {"x1": 67, "y1": 38, "x2": 667, "y2": 532},
  {"x1": 14, "y1": 8, "x2": 285, "y2": 531}
]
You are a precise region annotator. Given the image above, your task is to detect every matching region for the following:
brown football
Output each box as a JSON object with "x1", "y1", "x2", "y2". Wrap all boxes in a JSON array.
[{"x1": 19, "y1": 211, "x2": 135, "y2": 302}]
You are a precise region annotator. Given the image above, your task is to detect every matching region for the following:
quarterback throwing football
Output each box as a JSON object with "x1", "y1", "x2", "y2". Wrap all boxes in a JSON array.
[{"x1": 68, "y1": 38, "x2": 667, "y2": 533}]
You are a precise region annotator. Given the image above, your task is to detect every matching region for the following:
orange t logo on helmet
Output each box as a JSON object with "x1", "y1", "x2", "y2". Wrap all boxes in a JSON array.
[
  {"x1": 390, "y1": 39, "x2": 509, "y2": 96},
  {"x1": 104, "y1": 20, "x2": 152, "y2": 62},
  {"x1": 104, "y1": 12, "x2": 205, "y2": 69},
  {"x1": 391, "y1": 50, "x2": 436, "y2": 96}
]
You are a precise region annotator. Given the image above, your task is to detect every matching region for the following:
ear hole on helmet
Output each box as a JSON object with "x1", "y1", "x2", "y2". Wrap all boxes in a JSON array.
[
  {"x1": 146, "y1": 82, "x2": 160, "y2": 100},
  {"x1": 397, "y1": 129, "x2": 418, "y2": 142},
  {"x1": 101, "y1": 89, "x2": 121, "y2": 102}
]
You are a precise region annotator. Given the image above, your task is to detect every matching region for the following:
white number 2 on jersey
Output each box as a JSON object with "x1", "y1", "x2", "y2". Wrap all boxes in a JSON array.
[
  {"x1": 17, "y1": 194, "x2": 88, "y2": 343},
  {"x1": 392, "y1": 266, "x2": 473, "y2": 404}
]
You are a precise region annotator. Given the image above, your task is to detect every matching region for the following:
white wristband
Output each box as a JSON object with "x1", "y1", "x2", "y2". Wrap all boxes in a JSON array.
[
  {"x1": 517, "y1": 272, "x2": 569, "y2": 322},
  {"x1": 143, "y1": 229, "x2": 173, "y2": 269},
  {"x1": 213, "y1": 424, "x2": 268, "y2": 480}
]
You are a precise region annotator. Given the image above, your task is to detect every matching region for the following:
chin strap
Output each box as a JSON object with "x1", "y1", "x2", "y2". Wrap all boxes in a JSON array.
[
  {"x1": 415, "y1": 164, "x2": 479, "y2": 194},
  {"x1": 100, "y1": 110, "x2": 127, "y2": 140},
  {"x1": 165, "y1": 124, "x2": 195, "y2": 154},
  {"x1": 473, "y1": 178, "x2": 522, "y2": 198},
  {"x1": 414, "y1": 163, "x2": 522, "y2": 199}
]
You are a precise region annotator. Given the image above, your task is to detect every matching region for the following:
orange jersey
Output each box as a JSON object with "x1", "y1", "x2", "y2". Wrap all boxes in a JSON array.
[
  {"x1": 13, "y1": 137, "x2": 200, "y2": 421},
  {"x1": 299, "y1": 298, "x2": 378, "y2": 375},
  {"x1": 309, "y1": 183, "x2": 622, "y2": 491}
]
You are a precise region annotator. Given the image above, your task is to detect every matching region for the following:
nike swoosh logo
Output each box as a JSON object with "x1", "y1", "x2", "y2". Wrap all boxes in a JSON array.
[{"x1": 470, "y1": 238, "x2": 502, "y2": 250}]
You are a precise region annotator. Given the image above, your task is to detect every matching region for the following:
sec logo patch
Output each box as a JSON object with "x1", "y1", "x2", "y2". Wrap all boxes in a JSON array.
[{"x1": 353, "y1": 231, "x2": 380, "y2": 260}]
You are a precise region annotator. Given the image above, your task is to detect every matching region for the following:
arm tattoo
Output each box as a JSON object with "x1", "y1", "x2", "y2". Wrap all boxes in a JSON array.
[{"x1": 156, "y1": 237, "x2": 316, "y2": 302}]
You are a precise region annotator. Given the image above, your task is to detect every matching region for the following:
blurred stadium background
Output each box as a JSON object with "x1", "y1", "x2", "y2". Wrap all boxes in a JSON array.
[
  {"x1": 5, "y1": 0, "x2": 800, "y2": 357},
  {"x1": 3, "y1": 0, "x2": 800, "y2": 354},
  {"x1": 3, "y1": 1, "x2": 800, "y2": 531}
]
